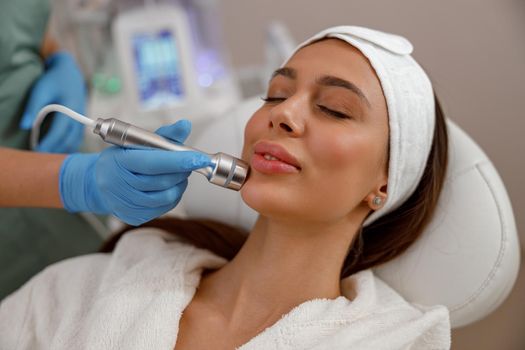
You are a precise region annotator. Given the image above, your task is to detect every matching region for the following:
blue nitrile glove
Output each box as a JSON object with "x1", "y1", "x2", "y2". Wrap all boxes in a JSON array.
[
  {"x1": 20, "y1": 51, "x2": 86, "y2": 153},
  {"x1": 59, "y1": 120, "x2": 211, "y2": 226}
]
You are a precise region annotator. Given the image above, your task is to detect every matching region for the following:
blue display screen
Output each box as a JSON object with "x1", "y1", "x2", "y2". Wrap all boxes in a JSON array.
[{"x1": 132, "y1": 30, "x2": 184, "y2": 109}]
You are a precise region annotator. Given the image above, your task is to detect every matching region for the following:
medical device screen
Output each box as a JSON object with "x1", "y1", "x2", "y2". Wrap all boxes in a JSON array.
[{"x1": 132, "y1": 29, "x2": 185, "y2": 109}]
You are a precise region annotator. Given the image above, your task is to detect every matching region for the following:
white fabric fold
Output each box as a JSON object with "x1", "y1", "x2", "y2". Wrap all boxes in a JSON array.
[
  {"x1": 0, "y1": 228, "x2": 450, "y2": 349},
  {"x1": 287, "y1": 26, "x2": 436, "y2": 226}
]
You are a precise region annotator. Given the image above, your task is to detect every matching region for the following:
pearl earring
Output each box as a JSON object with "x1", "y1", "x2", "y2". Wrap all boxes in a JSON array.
[{"x1": 373, "y1": 196, "x2": 383, "y2": 207}]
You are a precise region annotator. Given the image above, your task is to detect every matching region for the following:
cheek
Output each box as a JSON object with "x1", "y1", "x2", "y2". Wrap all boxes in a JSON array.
[
  {"x1": 304, "y1": 128, "x2": 384, "y2": 216},
  {"x1": 313, "y1": 133, "x2": 354, "y2": 165},
  {"x1": 308, "y1": 127, "x2": 367, "y2": 174},
  {"x1": 241, "y1": 110, "x2": 267, "y2": 161}
]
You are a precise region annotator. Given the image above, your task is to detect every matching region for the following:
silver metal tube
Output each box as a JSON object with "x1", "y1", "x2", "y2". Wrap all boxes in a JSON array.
[{"x1": 93, "y1": 118, "x2": 249, "y2": 190}]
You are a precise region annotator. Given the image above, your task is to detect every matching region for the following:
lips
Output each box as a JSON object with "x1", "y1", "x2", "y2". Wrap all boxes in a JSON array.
[{"x1": 254, "y1": 142, "x2": 301, "y2": 168}]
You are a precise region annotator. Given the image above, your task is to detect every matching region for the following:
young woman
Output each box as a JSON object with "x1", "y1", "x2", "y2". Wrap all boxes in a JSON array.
[{"x1": 0, "y1": 26, "x2": 450, "y2": 350}]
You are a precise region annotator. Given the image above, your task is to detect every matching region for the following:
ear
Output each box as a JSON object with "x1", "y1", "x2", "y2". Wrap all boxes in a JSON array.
[{"x1": 363, "y1": 181, "x2": 388, "y2": 211}]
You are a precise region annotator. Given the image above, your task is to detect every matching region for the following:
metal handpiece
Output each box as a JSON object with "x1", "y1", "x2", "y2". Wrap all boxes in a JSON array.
[{"x1": 93, "y1": 118, "x2": 249, "y2": 191}]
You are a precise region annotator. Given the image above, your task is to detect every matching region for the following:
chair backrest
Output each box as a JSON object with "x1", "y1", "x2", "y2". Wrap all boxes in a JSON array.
[{"x1": 180, "y1": 97, "x2": 521, "y2": 328}]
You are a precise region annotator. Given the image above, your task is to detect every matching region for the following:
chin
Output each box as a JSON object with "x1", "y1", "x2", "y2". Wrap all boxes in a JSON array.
[{"x1": 241, "y1": 176, "x2": 293, "y2": 217}]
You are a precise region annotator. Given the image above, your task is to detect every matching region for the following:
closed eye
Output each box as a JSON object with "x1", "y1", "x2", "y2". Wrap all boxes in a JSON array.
[
  {"x1": 261, "y1": 96, "x2": 286, "y2": 103},
  {"x1": 317, "y1": 105, "x2": 351, "y2": 120},
  {"x1": 262, "y1": 97, "x2": 352, "y2": 120}
]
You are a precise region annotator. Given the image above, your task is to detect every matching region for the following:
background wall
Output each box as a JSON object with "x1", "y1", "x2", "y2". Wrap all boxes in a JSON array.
[{"x1": 216, "y1": 1, "x2": 524, "y2": 349}]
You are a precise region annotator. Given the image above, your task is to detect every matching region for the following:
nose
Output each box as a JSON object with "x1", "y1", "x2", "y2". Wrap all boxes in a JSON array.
[{"x1": 268, "y1": 97, "x2": 306, "y2": 137}]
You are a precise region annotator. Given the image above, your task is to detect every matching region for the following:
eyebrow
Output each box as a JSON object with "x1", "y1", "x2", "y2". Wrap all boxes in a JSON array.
[
  {"x1": 271, "y1": 67, "x2": 372, "y2": 108},
  {"x1": 272, "y1": 67, "x2": 296, "y2": 79}
]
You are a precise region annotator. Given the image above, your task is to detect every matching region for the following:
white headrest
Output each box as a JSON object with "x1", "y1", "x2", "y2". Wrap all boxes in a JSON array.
[{"x1": 181, "y1": 97, "x2": 520, "y2": 328}]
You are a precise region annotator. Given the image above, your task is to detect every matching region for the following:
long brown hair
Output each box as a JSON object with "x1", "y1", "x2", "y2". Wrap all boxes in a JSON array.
[{"x1": 101, "y1": 94, "x2": 448, "y2": 279}]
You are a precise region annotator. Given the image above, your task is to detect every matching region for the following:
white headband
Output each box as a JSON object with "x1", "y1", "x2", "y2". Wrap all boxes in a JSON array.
[{"x1": 288, "y1": 26, "x2": 435, "y2": 226}]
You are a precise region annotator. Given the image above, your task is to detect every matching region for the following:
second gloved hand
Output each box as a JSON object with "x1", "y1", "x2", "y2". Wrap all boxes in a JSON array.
[
  {"x1": 60, "y1": 120, "x2": 211, "y2": 225},
  {"x1": 20, "y1": 51, "x2": 86, "y2": 153}
]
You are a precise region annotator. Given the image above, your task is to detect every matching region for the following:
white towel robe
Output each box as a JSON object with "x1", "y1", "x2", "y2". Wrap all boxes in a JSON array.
[{"x1": 0, "y1": 228, "x2": 451, "y2": 350}]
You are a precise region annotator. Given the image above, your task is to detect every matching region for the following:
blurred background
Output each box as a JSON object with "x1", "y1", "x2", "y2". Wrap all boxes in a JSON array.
[{"x1": 49, "y1": 0, "x2": 523, "y2": 348}]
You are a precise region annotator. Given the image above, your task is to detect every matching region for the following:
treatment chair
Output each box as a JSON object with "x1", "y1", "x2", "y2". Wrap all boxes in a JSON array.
[{"x1": 178, "y1": 97, "x2": 520, "y2": 328}]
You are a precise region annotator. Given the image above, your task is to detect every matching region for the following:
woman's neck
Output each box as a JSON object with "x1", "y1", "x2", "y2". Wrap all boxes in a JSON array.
[{"x1": 193, "y1": 215, "x2": 360, "y2": 334}]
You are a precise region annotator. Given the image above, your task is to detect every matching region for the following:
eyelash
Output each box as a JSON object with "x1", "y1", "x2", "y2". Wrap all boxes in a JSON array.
[{"x1": 261, "y1": 96, "x2": 351, "y2": 120}]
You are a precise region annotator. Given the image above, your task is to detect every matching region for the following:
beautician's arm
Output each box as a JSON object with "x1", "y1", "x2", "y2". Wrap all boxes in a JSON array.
[
  {"x1": 0, "y1": 120, "x2": 210, "y2": 225},
  {"x1": 0, "y1": 148, "x2": 64, "y2": 208},
  {"x1": 2, "y1": 35, "x2": 79, "y2": 207}
]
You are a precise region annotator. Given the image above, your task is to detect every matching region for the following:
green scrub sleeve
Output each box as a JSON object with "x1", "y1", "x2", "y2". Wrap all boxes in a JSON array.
[{"x1": 0, "y1": 0, "x2": 49, "y2": 148}]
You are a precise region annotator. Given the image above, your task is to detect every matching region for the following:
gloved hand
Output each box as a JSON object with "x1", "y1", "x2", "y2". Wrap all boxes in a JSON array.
[
  {"x1": 20, "y1": 51, "x2": 86, "y2": 153},
  {"x1": 60, "y1": 120, "x2": 211, "y2": 225}
]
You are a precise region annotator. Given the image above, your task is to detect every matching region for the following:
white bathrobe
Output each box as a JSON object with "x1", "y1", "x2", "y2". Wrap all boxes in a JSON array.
[{"x1": 0, "y1": 228, "x2": 450, "y2": 350}]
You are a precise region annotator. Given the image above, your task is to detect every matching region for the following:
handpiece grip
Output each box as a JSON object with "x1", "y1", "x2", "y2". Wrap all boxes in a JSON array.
[
  {"x1": 93, "y1": 118, "x2": 195, "y2": 151},
  {"x1": 93, "y1": 118, "x2": 249, "y2": 190}
]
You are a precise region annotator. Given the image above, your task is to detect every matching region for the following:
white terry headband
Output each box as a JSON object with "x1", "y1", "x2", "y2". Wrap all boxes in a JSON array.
[{"x1": 288, "y1": 26, "x2": 436, "y2": 226}]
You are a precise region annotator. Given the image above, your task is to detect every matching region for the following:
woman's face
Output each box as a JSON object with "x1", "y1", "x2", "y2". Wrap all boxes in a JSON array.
[{"x1": 241, "y1": 39, "x2": 389, "y2": 224}]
